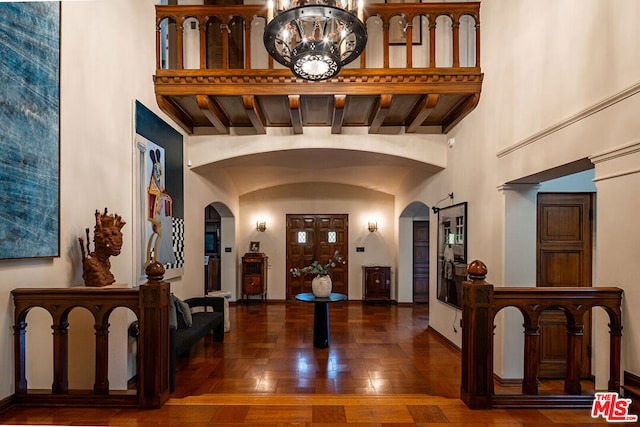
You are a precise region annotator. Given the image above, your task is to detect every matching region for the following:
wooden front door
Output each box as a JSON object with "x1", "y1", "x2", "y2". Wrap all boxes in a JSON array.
[
  {"x1": 286, "y1": 214, "x2": 348, "y2": 300},
  {"x1": 413, "y1": 221, "x2": 430, "y2": 303},
  {"x1": 536, "y1": 193, "x2": 593, "y2": 378}
]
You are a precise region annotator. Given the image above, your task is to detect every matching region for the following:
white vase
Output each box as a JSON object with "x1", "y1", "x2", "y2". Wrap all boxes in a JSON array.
[{"x1": 312, "y1": 275, "x2": 332, "y2": 298}]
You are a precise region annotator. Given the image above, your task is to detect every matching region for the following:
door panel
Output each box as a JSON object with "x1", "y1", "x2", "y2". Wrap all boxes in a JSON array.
[
  {"x1": 413, "y1": 221, "x2": 430, "y2": 303},
  {"x1": 537, "y1": 193, "x2": 592, "y2": 378},
  {"x1": 286, "y1": 214, "x2": 348, "y2": 300}
]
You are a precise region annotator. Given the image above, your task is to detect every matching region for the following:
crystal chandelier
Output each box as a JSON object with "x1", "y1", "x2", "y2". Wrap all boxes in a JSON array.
[{"x1": 263, "y1": 0, "x2": 367, "y2": 81}]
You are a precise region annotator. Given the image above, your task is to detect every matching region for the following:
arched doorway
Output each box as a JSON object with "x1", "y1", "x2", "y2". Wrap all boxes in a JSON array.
[
  {"x1": 399, "y1": 201, "x2": 431, "y2": 303},
  {"x1": 204, "y1": 202, "x2": 236, "y2": 298}
]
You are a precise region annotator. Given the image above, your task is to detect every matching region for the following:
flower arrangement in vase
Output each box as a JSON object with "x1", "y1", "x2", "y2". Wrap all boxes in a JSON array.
[{"x1": 290, "y1": 250, "x2": 346, "y2": 297}]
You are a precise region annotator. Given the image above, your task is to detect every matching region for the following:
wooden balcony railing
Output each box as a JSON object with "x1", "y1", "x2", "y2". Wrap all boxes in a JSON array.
[
  {"x1": 153, "y1": 2, "x2": 483, "y2": 135},
  {"x1": 155, "y1": 2, "x2": 480, "y2": 71},
  {"x1": 461, "y1": 260, "x2": 624, "y2": 409},
  {"x1": 11, "y1": 263, "x2": 170, "y2": 409}
]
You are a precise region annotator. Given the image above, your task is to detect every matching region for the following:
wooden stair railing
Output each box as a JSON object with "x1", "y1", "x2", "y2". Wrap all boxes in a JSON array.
[
  {"x1": 461, "y1": 260, "x2": 623, "y2": 409},
  {"x1": 11, "y1": 262, "x2": 170, "y2": 409}
]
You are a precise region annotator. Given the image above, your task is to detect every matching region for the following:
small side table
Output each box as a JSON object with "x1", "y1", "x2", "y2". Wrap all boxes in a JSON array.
[
  {"x1": 206, "y1": 290, "x2": 231, "y2": 332},
  {"x1": 295, "y1": 292, "x2": 347, "y2": 348}
]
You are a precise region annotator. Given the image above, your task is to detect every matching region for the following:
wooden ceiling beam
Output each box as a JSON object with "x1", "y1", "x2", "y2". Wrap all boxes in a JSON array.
[
  {"x1": 196, "y1": 95, "x2": 230, "y2": 135},
  {"x1": 405, "y1": 94, "x2": 439, "y2": 133},
  {"x1": 242, "y1": 95, "x2": 266, "y2": 135},
  {"x1": 331, "y1": 95, "x2": 347, "y2": 135},
  {"x1": 155, "y1": 95, "x2": 193, "y2": 134},
  {"x1": 288, "y1": 95, "x2": 303, "y2": 135},
  {"x1": 442, "y1": 93, "x2": 481, "y2": 134},
  {"x1": 369, "y1": 94, "x2": 393, "y2": 134}
]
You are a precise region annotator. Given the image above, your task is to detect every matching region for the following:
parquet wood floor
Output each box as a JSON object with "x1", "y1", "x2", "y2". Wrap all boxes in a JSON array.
[{"x1": 0, "y1": 301, "x2": 608, "y2": 425}]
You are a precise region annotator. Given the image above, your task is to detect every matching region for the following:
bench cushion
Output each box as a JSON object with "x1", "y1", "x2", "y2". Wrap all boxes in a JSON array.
[{"x1": 173, "y1": 311, "x2": 223, "y2": 357}]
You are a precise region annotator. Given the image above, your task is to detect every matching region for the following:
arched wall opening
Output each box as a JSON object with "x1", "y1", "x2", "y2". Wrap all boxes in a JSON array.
[
  {"x1": 205, "y1": 201, "x2": 237, "y2": 299},
  {"x1": 497, "y1": 164, "x2": 596, "y2": 381},
  {"x1": 398, "y1": 201, "x2": 431, "y2": 303}
]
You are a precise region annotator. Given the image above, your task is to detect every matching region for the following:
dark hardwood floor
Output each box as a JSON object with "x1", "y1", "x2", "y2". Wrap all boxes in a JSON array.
[{"x1": 0, "y1": 301, "x2": 608, "y2": 425}]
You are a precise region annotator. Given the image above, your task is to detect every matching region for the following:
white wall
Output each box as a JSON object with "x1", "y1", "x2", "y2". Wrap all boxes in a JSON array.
[
  {"x1": 401, "y1": 0, "x2": 640, "y2": 386},
  {"x1": 0, "y1": 0, "x2": 170, "y2": 396},
  {"x1": 238, "y1": 183, "x2": 395, "y2": 300}
]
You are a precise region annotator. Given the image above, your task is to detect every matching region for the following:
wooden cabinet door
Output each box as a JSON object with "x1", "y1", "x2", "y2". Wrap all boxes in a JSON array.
[
  {"x1": 537, "y1": 193, "x2": 593, "y2": 378},
  {"x1": 286, "y1": 214, "x2": 348, "y2": 300},
  {"x1": 363, "y1": 266, "x2": 391, "y2": 301}
]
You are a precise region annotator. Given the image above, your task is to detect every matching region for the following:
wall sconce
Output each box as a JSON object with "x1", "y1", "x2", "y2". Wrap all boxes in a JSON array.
[
  {"x1": 256, "y1": 220, "x2": 267, "y2": 232},
  {"x1": 431, "y1": 192, "x2": 454, "y2": 214},
  {"x1": 367, "y1": 220, "x2": 378, "y2": 233}
]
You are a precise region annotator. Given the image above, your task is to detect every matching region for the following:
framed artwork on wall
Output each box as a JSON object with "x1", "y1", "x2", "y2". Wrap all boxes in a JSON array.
[
  {"x1": 135, "y1": 101, "x2": 184, "y2": 283},
  {"x1": 436, "y1": 202, "x2": 468, "y2": 308},
  {"x1": 250, "y1": 241, "x2": 260, "y2": 252},
  {"x1": 0, "y1": 2, "x2": 60, "y2": 260}
]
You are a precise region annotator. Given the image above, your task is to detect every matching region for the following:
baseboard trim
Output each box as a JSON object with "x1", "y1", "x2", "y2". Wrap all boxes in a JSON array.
[
  {"x1": 0, "y1": 394, "x2": 15, "y2": 415},
  {"x1": 426, "y1": 325, "x2": 461, "y2": 354},
  {"x1": 493, "y1": 374, "x2": 523, "y2": 387}
]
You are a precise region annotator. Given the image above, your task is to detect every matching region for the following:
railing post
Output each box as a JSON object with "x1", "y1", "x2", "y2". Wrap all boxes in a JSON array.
[
  {"x1": 176, "y1": 22, "x2": 184, "y2": 69},
  {"x1": 138, "y1": 261, "x2": 170, "y2": 409},
  {"x1": 51, "y1": 319, "x2": 69, "y2": 394},
  {"x1": 461, "y1": 260, "x2": 494, "y2": 409},
  {"x1": 405, "y1": 18, "x2": 413, "y2": 68},
  {"x1": 13, "y1": 320, "x2": 28, "y2": 394},
  {"x1": 522, "y1": 320, "x2": 540, "y2": 395},
  {"x1": 221, "y1": 23, "x2": 230, "y2": 69},
  {"x1": 94, "y1": 321, "x2": 110, "y2": 394},
  {"x1": 609, "y1": 322, "x2": 623, "y2": 392},
  {"x1": 565, "y1": 323, "x2": 584, "y2": 395},
  {"x1": 199, "y1": 18, "x2": 207, "y2": 70},
  {"x1": 428, "y1": 19, "x2": 436, "y2": 68},
  {"x1": 452, "y1": 17, "x2": 460, "y2": 68}
]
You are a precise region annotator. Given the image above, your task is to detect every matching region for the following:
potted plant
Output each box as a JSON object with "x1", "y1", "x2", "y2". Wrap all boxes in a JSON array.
[{"x1": 290, "y1": 250, "x2": 346, "y2": 297}]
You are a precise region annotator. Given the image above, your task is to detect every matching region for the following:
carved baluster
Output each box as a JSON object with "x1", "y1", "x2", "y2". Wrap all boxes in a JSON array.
[
  {"x1": 428, "y1": 19, "x2": 436, "y2": 67},
  {"x1": 244, "y1": 16, "x2": 252, "y2": 69},
  {"x1": 609, "y1": 321, "x2": 623, "y2": 392},
  {"x1": 405, "y1": 15, "x2": 413, "y2": 68},
  {"x1": 383, "y1": 18, "x2": 390, "y2": 68},
  {"x1": 94, "y1": 320, "x2": 110, "y2": 394},
  {"x1": 176, "y1": 21, "x2": 184, "y2": 69},
  {"x1": 13, "y1": 319, "x2": 28, "y2": 394},
  {"x1": 221, "y1": 23, "x2": 230, "y2": 69},
  {"x1": 199, "y1": 17, "x2": 207, "y2": 70},
  {"x1": 51, "y1": 319, "x2": 69, "y2": 394},
  {"x1": 474, "y1": 21, "x2": 481, "y2": 67},
  {"x1": 522, "y1": 319, "x2": 540, "y2": 395},
  {"x1": 155, "y1": 22, "x2": 162, "y2": 69},
  {"x1": 452, "y1": 16, "x2": 460, "y2": 68},
  {"x1": 564, "y1": 322, "x2": 584, "y2": 395}
]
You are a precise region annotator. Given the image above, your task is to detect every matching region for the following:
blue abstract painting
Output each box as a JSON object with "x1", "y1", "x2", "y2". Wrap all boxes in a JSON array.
[{"x1": 0, "y1": 3, "x2": 60, "y2": 259}]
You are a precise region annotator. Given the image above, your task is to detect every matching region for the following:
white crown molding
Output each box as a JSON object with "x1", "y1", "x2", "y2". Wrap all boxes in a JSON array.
[{"x1": 497, "y1": 80, "x2": 640, "y2": 158}]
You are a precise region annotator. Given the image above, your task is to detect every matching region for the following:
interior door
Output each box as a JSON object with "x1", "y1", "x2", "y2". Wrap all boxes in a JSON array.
[
  {"x1": 286, "y1": 214, "x2": 348, "y2": 300},
  {"x1": 413, "y1": 221, "x2": 430, "y2": 303},
  {"x1": 536, "y1": 193, "x2": 593, "y2": 378}
]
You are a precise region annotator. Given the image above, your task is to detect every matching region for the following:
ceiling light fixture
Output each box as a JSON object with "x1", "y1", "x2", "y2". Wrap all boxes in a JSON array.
[{"x1": 264, "y1": 0, "x2": 368, "y2": 81}]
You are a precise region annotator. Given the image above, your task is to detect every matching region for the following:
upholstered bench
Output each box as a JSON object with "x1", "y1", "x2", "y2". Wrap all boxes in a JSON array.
[
  {"x1": 129, "y1": 295, "x2": 225, "y2": 393},
  {"x1": 169, "y1": 296, "x2": 225, "y2": 392}
]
